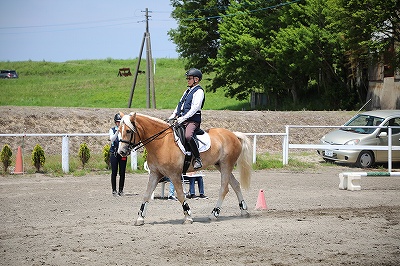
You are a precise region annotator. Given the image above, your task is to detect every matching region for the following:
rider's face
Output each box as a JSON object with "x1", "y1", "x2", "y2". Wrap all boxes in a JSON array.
[{"x1": 186, "y1": 76, "x2": 196, "y2": 86}]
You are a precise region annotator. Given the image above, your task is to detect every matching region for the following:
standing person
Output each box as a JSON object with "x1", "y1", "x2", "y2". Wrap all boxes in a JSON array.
[
  {"x1": 168, "y1": 68, "x2": 205, "y2": 169},
  {"x1": 184, "y1": 172, "x2": 207, "y2": 199},
  {"x1": 109, "y1": 113, "x2": 127, "y2": 196}
]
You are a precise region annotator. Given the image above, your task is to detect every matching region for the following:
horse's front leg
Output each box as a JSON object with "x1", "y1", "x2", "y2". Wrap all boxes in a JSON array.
[
  {"x1": 172, "y1": 177, "x2": 193, "y2": 224},
  {"x1": 134, "y1": 174, "x2": 160, "y2": 226}
]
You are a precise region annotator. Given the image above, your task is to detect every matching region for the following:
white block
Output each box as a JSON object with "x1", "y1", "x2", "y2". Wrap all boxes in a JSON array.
[
  {"x1": 347, "y1": 174, "x2": 361, "y2": 191},
  {"x1": 339, "y1": 173, "x2": 347, "y2": 190}
]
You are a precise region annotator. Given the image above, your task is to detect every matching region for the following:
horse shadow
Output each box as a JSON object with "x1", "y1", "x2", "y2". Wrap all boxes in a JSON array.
[{"x1": 148, "y1": 214, "x2": 251, "y2": 225}]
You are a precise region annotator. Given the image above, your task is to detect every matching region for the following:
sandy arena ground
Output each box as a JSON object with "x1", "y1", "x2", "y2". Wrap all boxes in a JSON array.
[{"x1": 1, "y1": 165, "x2": 399, "y2": 266}]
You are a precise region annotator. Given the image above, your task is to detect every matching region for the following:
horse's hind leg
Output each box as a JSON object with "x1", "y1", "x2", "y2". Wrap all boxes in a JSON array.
[
  {"x1": 228, "y1": 173, "x2": 250, "y2": 217},
  {"x1": 210, "y1": 166, "x2": 230, "y2": 220}
]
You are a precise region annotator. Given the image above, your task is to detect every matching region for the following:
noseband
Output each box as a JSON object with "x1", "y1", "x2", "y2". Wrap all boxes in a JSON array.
[{"x1": 119, "y1": 114, "x2": 172, "y2": 152}]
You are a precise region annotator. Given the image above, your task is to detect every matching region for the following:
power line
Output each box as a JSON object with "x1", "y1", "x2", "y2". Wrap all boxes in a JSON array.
[{"x1": 0, "y1": 16, "x2": 142, "y2": 30}]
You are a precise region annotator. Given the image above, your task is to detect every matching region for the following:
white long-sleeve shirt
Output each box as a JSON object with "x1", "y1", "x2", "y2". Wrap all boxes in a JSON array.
[{"x1": 169, "y1": 85, "x2": 204, "y2": 121}]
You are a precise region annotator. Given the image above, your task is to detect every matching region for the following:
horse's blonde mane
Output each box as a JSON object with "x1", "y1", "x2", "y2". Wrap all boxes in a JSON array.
[{"x1": 135, "y1": 113, "x2": 167, "y2": 125}]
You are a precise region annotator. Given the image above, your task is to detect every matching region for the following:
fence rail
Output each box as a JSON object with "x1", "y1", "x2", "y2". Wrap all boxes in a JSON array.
[{"x1": 1, "y1": 125, "x2": 399, "y2": 173}]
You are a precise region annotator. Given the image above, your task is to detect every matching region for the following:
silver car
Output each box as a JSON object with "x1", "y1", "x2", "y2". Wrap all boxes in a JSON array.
[{"x1": 317, "y1": 110, "x2": 400, "y2": 168}]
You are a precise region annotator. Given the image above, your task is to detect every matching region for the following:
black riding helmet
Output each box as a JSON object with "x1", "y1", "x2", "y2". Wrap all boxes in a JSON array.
[
  {"x1": 114, "y1": 113, "x2": 121, "y2": 122},
  {"x1": 185, "y1": 68, "x2": 202, "y2": 81}
]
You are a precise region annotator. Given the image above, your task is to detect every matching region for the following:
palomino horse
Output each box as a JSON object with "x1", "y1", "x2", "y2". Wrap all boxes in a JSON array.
[{"x1": 117, "y1": 112, "x2": 252, "y2": 225}]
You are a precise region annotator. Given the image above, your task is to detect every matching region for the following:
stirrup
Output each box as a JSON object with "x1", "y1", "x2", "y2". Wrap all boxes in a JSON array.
[{"x1": 193, "y1": 158, "x2": 202, "y2": 169}]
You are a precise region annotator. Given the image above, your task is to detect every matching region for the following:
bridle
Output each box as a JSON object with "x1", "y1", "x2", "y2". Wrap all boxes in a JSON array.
[{"x1": 119, "y1": 114, "x2": 173, "y2": 152}]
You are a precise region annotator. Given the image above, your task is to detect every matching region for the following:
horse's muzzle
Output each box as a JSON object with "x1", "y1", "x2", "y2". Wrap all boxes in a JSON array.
[{"x1": 117, "y1": 146, "x2": 130, "y2": 157}]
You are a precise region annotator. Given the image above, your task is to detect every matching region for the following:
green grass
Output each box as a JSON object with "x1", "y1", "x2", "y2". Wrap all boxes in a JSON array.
[
  {"x1": 0, "y1": 58, "x2": 250, "y2": 110},
  {"x1": 0, "y1": 149, "x2": 322, "y2": 176},
  {"x1": 1, "y1": 152, "x2": 149, "y2": 176},
  {"x1": 254, "y1": 152, "x2": 317, "y2": 171}
]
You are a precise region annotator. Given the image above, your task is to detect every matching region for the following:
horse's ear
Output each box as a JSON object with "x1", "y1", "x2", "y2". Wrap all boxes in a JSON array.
[
  {"x1": 119, "y1": 111, "x2": 124, "y2": 117},
  {"x1": 132, "y1": 112, "x2": 137, "y2": 123}
]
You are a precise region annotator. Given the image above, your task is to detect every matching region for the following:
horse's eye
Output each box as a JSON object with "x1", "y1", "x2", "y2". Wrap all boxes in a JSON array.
[{"x1": 126, "y1": 130, "x2": 132, "y2": 134}]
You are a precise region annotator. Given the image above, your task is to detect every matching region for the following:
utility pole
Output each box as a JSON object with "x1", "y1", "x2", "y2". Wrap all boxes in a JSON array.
[{"x1": 128, "y1": 8, "x2": 156, "y2": 108}]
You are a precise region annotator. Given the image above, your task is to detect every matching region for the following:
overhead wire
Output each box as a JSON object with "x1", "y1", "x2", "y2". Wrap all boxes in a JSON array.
[{"x1": 179, "y1": 0, "x2": 301, "y2": 21}]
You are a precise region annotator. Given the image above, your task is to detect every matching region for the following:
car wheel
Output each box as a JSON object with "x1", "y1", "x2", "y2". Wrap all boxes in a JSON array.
[{"x1": 355, "y1": 150, "x2": 374, "y2": 168}]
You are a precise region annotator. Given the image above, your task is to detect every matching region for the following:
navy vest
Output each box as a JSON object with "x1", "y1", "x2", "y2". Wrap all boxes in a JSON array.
[
  {"x1": 176, "y1": 85, "x2": 205, "y2": 123},
  {"x1": 110, "y1": 127, "x2": 119, "y2": 153}
]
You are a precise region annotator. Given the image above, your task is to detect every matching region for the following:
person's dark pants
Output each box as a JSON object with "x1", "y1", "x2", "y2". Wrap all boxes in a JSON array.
[
  {"x1": 110, "y1": 152, "x2": 127, "y2": 192},
  {"x1": 188, "y1": 176, "x2": 204, "y2": 195}
]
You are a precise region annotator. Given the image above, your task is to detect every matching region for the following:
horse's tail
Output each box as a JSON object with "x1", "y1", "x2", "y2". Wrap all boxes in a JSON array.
[{"x1": 234, "y1": 132, "x2": 252, "y2": 190}]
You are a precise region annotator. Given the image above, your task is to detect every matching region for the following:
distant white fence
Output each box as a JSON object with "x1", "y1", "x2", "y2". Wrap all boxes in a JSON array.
[{"x1": 1, "y1": 125, "x2": 399, "y2": 173}]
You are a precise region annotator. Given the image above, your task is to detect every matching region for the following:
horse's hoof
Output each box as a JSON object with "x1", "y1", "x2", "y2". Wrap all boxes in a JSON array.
[
  {"x1": 183, "y1": 218, "x2": 193, "y2": 224},
  {"x1": 134, "y1": 217, "x2": 145, "y2": 226},
  {"x1": 208, "y1": 215, "x2": 218, "y2": 221},
  {"x1": 241, "y1": 211, "x2": 250, "y2": 218}
]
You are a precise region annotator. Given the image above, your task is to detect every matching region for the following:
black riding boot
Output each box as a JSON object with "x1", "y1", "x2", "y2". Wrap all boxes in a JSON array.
[{"x1": 188, "y1": 137, "x2": 202, "y2": 169}]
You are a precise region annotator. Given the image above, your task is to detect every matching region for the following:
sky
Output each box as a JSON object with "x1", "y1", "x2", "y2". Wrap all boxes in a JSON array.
[{"x1": 0, "y1": 0, "x2": 179, "y2": 62}]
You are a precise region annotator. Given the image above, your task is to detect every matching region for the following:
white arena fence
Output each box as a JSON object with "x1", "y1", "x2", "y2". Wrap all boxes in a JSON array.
[{"x1": 1, "y1": 125, "x2": 399, "y2": 173}]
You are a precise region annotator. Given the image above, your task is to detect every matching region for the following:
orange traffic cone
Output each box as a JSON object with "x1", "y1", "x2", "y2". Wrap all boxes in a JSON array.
[
  {"x1": 14, "y1": 146, "x2": 24, "y2": 174},
  {"x1": 255, "y1": 189, "x2": 267, "y2": 210}
]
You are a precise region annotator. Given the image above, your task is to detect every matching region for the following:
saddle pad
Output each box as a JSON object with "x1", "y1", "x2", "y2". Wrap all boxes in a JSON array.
[{"x1": 174, "y1": 131, "x2": 211, "y2": 154}]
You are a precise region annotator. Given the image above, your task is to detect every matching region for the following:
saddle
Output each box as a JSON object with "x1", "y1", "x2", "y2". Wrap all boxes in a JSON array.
[
  {"x1": 174, "y1": 124, "x2": 205, "y2": 146},
  {"x1": 173, "y1": 124, "x2": 210, "y2": 174}
]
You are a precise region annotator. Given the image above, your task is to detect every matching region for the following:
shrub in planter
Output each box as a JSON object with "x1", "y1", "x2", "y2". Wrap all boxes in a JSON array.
[
  {"x1": 78, "y1": 143, "x2": 91, "y2": 169},
  {"x1": 1, "y1": 144, "x2": 13, "y2": 174},
  {"x1": 103, "y1": 144, "x2": 110, "y2": 169},
  {"x1": 32, "y1": 144, "x2": 45, "y2": 172}
]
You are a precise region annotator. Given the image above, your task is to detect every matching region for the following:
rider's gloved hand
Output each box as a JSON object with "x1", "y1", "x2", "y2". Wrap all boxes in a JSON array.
[{"x1": 177, "y1": 117, "x2": 186, "y2": 125}]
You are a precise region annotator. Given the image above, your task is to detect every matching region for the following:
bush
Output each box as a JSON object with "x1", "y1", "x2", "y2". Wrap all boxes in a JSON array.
[
  {"x1": 103, "y1": 144, "x2": 110, "y2": 169},
  {"x1": 143, "y1": 148, "x2": 148, "y2": 161},
  {"x1": 1, "y1": 144, "x2": 13, "y2": 174},
  {"x1": 78, "y1": 143, "x2": 91, "y2": 169},
  {"x1": 32, "y1": 144, "x2": 45, "y2": 172}
]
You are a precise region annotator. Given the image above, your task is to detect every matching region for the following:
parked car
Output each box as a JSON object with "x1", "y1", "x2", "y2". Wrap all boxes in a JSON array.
[
  {"x1": 317, "y1": 110, "x2": 400, "y2": 168},
  {"x1": 0, "y1": 70, "x2": 18, "y2": 79}
]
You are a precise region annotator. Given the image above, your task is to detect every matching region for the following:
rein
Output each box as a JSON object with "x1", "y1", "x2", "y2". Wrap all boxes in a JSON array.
[{"x1": 120, "y1": 116, "x2": 174, "y2": 152}]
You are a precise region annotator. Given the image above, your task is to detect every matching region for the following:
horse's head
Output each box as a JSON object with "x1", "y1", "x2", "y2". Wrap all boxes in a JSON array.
[{"x1": 118, "y1": 112, "x2": 139, "y2": 157}]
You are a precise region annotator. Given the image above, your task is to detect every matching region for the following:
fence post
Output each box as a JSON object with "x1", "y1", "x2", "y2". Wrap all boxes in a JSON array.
[
  {"x1": 62, "y1": 135, "x2": 69, "y2": 173},
  {"x1": 252, "y1": 135, "x2": 257, "y2": 164},
  {"x1": 283, "y1": 126, "x2": 289, "y2": 165},
  {"x1": 388, "y1": 127, "x2": 392, "y2": 172},
  {"x1": 131, "y1": 150, "x2": 137, "y2": 170}
]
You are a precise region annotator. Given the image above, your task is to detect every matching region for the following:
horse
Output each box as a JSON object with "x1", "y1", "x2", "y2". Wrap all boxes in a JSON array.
[{"x1": 117, "y1": 112, "x2": 252, "y2": 225}]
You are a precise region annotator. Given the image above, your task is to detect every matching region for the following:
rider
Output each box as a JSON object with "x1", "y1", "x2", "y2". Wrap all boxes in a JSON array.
[{"x1": 168, "y1": 68, "x2": 205, "y2": 169}]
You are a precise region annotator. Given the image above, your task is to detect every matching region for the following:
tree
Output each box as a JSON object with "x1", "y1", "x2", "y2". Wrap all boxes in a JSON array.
[
  {"x1": 31, "y1": 144, "x2": 45, "y2": 173},
  {"x1": 170, "y1": 0, "x2": 398, "y2": 110},
  {"x1": 78, "y1": 143, "x2": 91, "y2": 169},
  {"x1": 210, "y1": 0, "x2": 356, "y2": 109},
  {"x1": 169, "y1": 0, "x2": 230, "y2": 72},
  {"x1": 103, "y1": 144, "x2": 111, "y2": 169},
  {"x1": 1, "y1": 144, "x2": 12, "y2": 174},
  {"x1": 209, "y1": 1, "x2": 283, "y2": 103},
  {"x1": 267, "y1": 0, "x2": 353, "y2": 109},
  {"x1": 335, "y1": 0, "x2": 400, "y2": 102}
]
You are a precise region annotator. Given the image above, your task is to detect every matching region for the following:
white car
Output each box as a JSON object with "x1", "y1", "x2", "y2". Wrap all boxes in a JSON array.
[{"x1": 317, "y1": 110, "x2": 400, "y2": 168}]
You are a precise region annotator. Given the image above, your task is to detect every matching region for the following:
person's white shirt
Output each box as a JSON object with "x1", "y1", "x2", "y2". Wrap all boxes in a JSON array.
[{"x1": 169, "y1": 85, "x2": 204, "y2": 123}]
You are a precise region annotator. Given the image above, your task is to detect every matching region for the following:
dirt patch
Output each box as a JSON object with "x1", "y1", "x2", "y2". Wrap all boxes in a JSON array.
[
  {"x1": 0, "y1": 167, "x2": 399, "y2": 265},
  {"x1": 0, "y1": 107, "x2": 399, "y2": 265}
]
